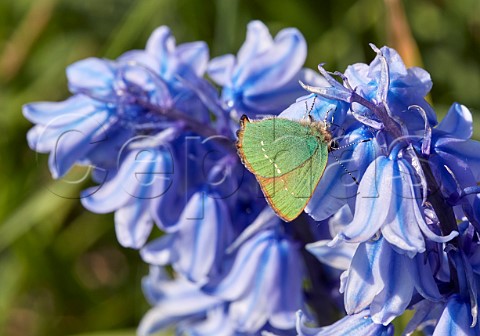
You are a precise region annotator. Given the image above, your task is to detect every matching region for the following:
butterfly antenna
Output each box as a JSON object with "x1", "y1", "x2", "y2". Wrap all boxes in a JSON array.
[
  {"x1": 328, "y1": 137, "x2": 373, "y2": 185},
  {"x1": 332, "y1": 138, "x2": 371, "y2": 151},
  {"x1": 309, "y1": 98, "x2": 316, "y2": 121},
  {"x1": 303, "y1": 95, "x2": 317, "y2": 121},
  {"x1": 309, "y1": 95, "x2": 317, "y2": 115},
  {"x1": 329, "y1": 151, "x2": 359, "y2": 185},
  {"x1": 323, "y1": 105, "x2": 330, "y2": 129}
]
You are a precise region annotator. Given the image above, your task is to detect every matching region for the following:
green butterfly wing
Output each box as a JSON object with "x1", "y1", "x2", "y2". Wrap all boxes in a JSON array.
[{"x1": 237, "y1": 116, "x2": 329, "y2": 221}]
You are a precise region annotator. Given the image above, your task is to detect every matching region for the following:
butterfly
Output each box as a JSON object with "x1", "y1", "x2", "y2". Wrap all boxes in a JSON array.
[{"x1": 236, "y1": 114, "x2": 333, "y2": 222}]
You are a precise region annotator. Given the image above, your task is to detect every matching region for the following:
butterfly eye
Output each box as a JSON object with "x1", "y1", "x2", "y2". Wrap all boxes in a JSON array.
[{"x1": 330, "y1": 140, "x2": 340, "y2": 150}]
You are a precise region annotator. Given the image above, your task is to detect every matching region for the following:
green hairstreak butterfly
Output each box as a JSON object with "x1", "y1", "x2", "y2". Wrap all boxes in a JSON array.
[{"x1": 236, "y1": 115, "x2": 332, "y2": 222}]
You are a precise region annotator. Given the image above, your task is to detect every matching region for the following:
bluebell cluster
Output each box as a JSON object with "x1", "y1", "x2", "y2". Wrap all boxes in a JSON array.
[{"x1": 24, "y1": 21, "x2": 480, "y2": 335}]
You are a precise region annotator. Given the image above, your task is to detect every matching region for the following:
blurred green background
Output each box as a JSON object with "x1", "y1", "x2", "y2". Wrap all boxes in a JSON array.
[{"x1": 0, "y1": 0, "x2": 478, "y2": 335}]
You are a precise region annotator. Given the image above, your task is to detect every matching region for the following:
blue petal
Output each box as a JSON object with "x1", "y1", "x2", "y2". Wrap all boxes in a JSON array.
[
  {"x1": 369, "y1": 46, "x2": 408, "y2": 80},
  {"x1": 380, "y1": 159, "x2": 426, "y2": 256},
  {"x1": 180, "y1": 306, "x2": 234, "y2": 336},
  {"x1": 306, "y1": 126, "x2": 376, "y2": 221},
  {"x1": 226, "y1": 207, "x2": 278, "y2": 254},
  {"x1": 138, "y1": 276, "x2": 221, "y2": 336},
  {"x1": 436, "y1": 103, "x2": 473, "y2": 140},
  {"x1": 145, "y1": 26, "x2": 175, "y2": 76},
  {"x1": 81, "y1": 148, "x2": 173, "y2": 213},
  {"x1": 297, "y1": 310, "x2": 394, "y2": 336},
  {"x1": 241, "y1": 70, "x2": 310, "y2": 114},
  {"x1": 81, "y1": 152, "x2": 140, "y2": 213},
  {"x1": 202, "y1": 230, "x2": 274, "y2": 300},
  {"x1": 114, "y1": 199, "x2": 154, "y2": 248},
  {"x1": 404, "y1": 66, "x2": 433, "y2": 96},
  {"x1": 306, "y1": 239, "x2": 357, "y2": 270},
  {"x1": 279, "y1": 93, "x2": 345, "y2": 124},
  {"x1": 175, "y1": 41, "x2": 209, "y2": 76},
  {"x1": 173, "y1": 193, "x2": 233, "y2": 283},
  {"x1": 140, "y1": 235, "x2": 178, "y2": 265},
  {"x1": 343, "y1": 238, "x2": 386, "y2": 314},
  {"x1": 228, "y1": 235, "x2": 301, "y2": 332},
  {"x1": 203, "y1": 229, "x2": 303, "y2": 333},
  {"x1": 345, "y1": 46, "x2": 437, "y2": 130},
  {"x1": 66, "y1": 58, "x2": 115, "y2": 97},
  {"x1": 228, "y1": 241, "x2": 279, "y2": 332},
  {"x1": 46, "y1": 108, "x2": 111, "y2": 178},
  {"x1": 370, "y1": 247, "x2": 414, "y2": 324},
  {"x1": 24, "y1": 97, "x2": 107, "y2": 152},
  {"x1": 328, "y1": 203, "x2": 354, "y2": 237},
  {"x1": 433, "y1": 295, "x2": 480, "y2": 336},
  {"x1": 404, "y1": 300, "x2": 444, "y2": 335},
  {"x1": 435, "y1": 138, "x2": 480, "y2": 183},
  {"x1": 407, "y1": 253, "x2": 442, "y2": 301},
  {"x1": 237, "y1": 27, "x2": 306, "y2": 96},
  {"x1": 235, "y1": 21, "x2": 273, "y2": 76},
  {"x1": 338, "y1": 157, "x2": 390, "y2": 243},
  {"x1": 269, "y1": 238, "x2": 303, "y2": 330},
  {"x1": 207, "y1": 54, "x2": 235, "y2": 87},
  {"x1": 22, "y1": 95, "x2": 98, "y2": 125},
  {"x1": 85, "y1": 126, "x2": 134, "y2": 174},
  {"x1": 344, "y1": 63, "x2": 370, "y2": 91},
  {"x1": 141, "y1": 266, "x2": 169, "y2": 304}
]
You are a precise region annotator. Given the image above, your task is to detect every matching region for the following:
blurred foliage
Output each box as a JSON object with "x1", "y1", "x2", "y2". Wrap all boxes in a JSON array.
[{"x1": 0, "y1": 0, "x2": 478, "y2": 335}]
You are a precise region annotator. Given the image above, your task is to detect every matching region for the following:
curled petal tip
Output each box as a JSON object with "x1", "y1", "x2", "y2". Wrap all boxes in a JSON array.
[
  {"x1": 369, "y1": 43, "x2": 381, "y2": 54},
  {"x1": 327, "y1": 235, "x2": 342, "y2": 247},
  {"x1": 299, "y1": 80, "x2": 327, "y2": 95}
]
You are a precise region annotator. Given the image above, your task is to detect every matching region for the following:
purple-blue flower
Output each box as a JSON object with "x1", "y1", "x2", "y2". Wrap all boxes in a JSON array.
[
  {"x1": 138, "y1": 267, "x2": 228, "y2": 336},
  {"x1": 208, "y1": 20, "x2": 317, "y2": 119},
  {"x1": 334, "y1": 154, "x2": 457, "y2": 256},
  {"x1": 140, "y1": 192, "x2": 234, "y2": 282},
  {"x1": 296, "y1": 310, "x2": 394, "y2": 336},
  {"x1": 342, "y1": 236, "x2": 442, "y2": 324},
  {"x1": 24, "y1": 26, "x2": 211, "y2": 179},
  {"x1": 80, "y1": 143, "x2": 174, "y2": 248},
  {"x1": 202, "y1": 226, "x2": 304, "y2": 333},
  {"x1": 23, "y1": 19, "x2": 480, "y2": 336}
]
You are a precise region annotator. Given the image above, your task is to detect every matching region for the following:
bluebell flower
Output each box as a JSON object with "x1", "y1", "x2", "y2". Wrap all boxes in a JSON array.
[
  {"x1": 23, "y1": 26, "x2": 211, "y2": 179},
  {"x1": 333, "y1": 154, "x2": 457, "y2": 256},
  {"x1": 24, "y1": 25, "x2": 244, "y2": 250},
  {"x1": 24, "y1": 18, "x2": 480, "y2": 336},
  {"x1": 402, "y1": 299, "x2": 445, "y2": 335},
  {"x1": 208, "y1": 20, "x2": 320, "y2": 119},
  {"x1": 429, "y1": 103, "x2": 480, "y2": 229},
  {"x1": 432, "y1": 295, "x2": 480, "y2": 336},
  {"x1": 24, "y1": 94, "x2": 118, "y2": 179},
  {"x1": 306, "y1": 204, "x2": 358, "y2": 270},
  {"x1": 296, "y1": 310, "x2": 394, "y2": 336},
  {"x1": 343, "y1": 46, "x2": 437, "y2": 131},
  {"x1": 296, "y1": 44, "x2": 480, "y2": 334},
  {"x1": 80, "y1": 137, "x2": 175, "y2": 248},
  {"x1": 341, "y1": 236, "x2": 443, "y2": 325},
  {"x1": 138, "y1": 266, "x2": 230, "y2": 336},
  {"x1": 140, "y1": 192, "x2": 234, "y2": 283},
  {"x1": 405, "y1": 220, "x2": 480, "y2": 335},
  {"x1": 202, "y1": 226, "x2": 304, "y2": 334}
]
